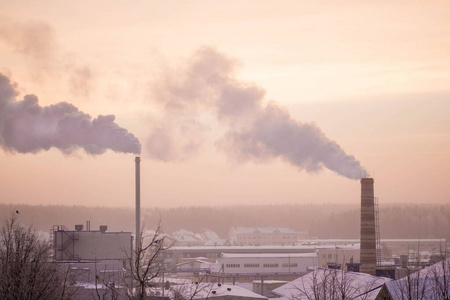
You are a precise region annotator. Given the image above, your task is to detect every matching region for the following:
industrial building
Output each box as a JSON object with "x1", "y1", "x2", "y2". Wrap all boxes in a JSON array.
[
  {"x1": 52, "y1": 224, "x2": 133, "y2": 299},
  {"x1": 53, "y1": 223, "x2": 132, "y2": 261},
  {"x1": 218, "y1": 253, "x2": 317, "y2": 275}
]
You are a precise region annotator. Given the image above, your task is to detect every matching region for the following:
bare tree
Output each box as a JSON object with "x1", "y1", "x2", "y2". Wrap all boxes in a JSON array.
[
  {"x1": 124, "y1": 221, "x2": 174, "y2": 300},
  {"x1": 0, "y1": 213, "x2": 74, "y2": 300},
  {"x1": 91, "y1": 260, "x2": 120, "y2": 300},
  {"x1": 284, "y1": 268, "x2": 388, "y2": 300},
  {"x1": 429, "y1": 256, "x2": 450, "y2": 300}
]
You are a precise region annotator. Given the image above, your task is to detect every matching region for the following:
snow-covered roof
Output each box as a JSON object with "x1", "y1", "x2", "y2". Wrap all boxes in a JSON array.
[
  {"x1": 384, "y1": 258, "x2": 450, "y2": 300},
  {"x1": 203, "y1": 230, "x2": 220, "y2": 240},
  {"x1": 221, "y1": 253, "x2": 317, "y2": 258},
  {"x1": 234, "y1": 227, "x2": 297, "y2": 235},
  {"x1": 273, "y1": 268, "x2": 391, "y2": 300},
  {"x1": 170, "y1": 244, "x2": 342, "y2": 251},
  {"x1": 172, "y1": 282, "x2": 268, "y2": 299},
  {"x1": 175, "y1": 259, "x2": 214, "y2": 267}
]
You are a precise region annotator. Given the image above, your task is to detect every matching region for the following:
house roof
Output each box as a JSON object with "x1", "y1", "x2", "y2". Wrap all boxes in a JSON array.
[
  {"x1": 175, "y1": 259, "x2": 214, "y2": 267},
  {"x1": 172, "y1": 282, "x2": 268, "y2": 299},
  {"x1": 384, "y1": 258, "x2": 450, "y2": 300},
  {"x1": 273, "y1": 268, "x2": 391, "y2": 300}
]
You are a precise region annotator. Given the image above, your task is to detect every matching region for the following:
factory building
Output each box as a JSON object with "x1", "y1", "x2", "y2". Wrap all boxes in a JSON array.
[
  {"x1": 53, "y1": 223, "x2": 132, "y2": 261},
  {"x1": 218, "y1": 253, "x2": 317, "y2": 275}
]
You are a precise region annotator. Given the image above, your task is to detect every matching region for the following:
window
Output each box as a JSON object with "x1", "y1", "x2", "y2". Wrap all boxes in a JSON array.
[
  {"x1": 328, "y1": 254, "x2": 332, "y2": 259},
  {"x1": 244, "y1": 264, "x2": 259, "y2": 268},
  {"x1": 226, "y1": 264, "x2": 240, "y2": 268},
  {"x1": 282, "y1": 263, "x2": 297, "y2": 268},
  {"x1": 263, "y1": 263, "x2": 278, "y2": 268}
]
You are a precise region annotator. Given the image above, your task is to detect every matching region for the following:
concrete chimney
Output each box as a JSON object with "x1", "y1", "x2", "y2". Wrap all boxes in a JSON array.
[
  {"x1": 135, "y1": 156, "x2": 141, "y2": 252},
  {"x1": 360, "y1": 178, "x2": 376, "y2": 275}
]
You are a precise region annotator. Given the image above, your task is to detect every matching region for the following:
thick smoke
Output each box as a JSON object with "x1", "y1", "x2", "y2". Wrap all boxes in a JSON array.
[
  {"x1": 0, "y1": 73, "x2": 141, "y2": 155},
  {"x1": 149, "y1": 47, "x2": 367, "y2": 179}
]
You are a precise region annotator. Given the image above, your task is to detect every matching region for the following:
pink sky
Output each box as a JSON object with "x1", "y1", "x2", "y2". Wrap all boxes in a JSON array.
[{"x1": 0, "y1": 1, "x2": 449, "y2": 208}]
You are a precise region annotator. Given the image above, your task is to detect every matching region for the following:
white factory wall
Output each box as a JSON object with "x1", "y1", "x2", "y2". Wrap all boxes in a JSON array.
[{"x1": 218, "y1": 253, "x2": 318, "y2": 274}]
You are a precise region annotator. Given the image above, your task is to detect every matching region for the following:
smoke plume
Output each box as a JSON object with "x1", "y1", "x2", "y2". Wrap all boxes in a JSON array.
[
  {"x1": 149, "y1": 47, "x2": 367, "y2": 179},
  {"x1": 0, "y1": 18, "x2": 55, "y2": 59},
  {"x1": 0, "y1": 73, "x2": 141, "y2": 155}
]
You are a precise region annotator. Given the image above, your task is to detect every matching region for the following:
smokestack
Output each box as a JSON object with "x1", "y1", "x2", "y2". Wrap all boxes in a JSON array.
[
  {"x1": 360, "y1": 178, "x2": 376, "y2": 275},
  {"x1": 135, "y1": 157, "x2": 141, "y2": 252}
]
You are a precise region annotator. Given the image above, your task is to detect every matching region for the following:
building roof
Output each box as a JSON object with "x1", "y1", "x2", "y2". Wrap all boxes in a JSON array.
[
  {"x1": 272, "y1": 268, "x2": 391, "y2": 300},
  {"x1": 234, "y1": 227, "x2": 297, "y2": 235},
  {"x1": 172, "y1": 282, "x2": 268, "y2": 300},
  {"x1": 384, "y1": 258, "x2": 450, "y2": 300},
  {"x1": 221, "y1": 253, "x2": 317, "y2": 259}
]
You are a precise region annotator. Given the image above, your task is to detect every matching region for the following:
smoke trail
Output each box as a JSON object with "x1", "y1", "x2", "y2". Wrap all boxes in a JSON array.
[
  {"x1": 149, "y1": 47, "x2": 367, "y2": 179},
  {"x1": 0, "y1": 73, "x2": 141, "y2": 154}
]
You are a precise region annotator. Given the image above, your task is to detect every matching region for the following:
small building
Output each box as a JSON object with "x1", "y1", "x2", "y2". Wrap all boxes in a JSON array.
[
  {"x1": 173, "y1": 229, "x2": 204, "y2": 246},
  {"x1": 317, "y1": 246, "x2": 360, "y2": 270}
]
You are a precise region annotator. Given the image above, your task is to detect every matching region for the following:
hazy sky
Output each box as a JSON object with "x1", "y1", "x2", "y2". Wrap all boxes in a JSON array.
[{"x1": 0, "y1": 1, "x2": 449, "y2": 208}]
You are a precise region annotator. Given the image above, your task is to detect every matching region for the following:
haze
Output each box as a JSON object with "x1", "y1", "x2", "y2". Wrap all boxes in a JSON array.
[{"x1": 0, "y1": 1, "x2": 449, "y2": 208}]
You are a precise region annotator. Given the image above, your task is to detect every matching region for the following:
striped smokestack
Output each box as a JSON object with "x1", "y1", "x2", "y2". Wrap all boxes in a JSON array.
[
  {"x1": 135, "y1": 156, "x2": 141, "y2": 252},
  {"x1": 360, "y1": 178, "x2": 376, "y2": 275}
]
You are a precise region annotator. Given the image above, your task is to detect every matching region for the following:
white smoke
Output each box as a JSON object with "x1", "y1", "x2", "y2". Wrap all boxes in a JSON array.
[
  {"x1": 0, "y1": 73, "x2": 141, "y2": 155},
  {"x1": 148, "y1": 47, "x2": 367, "y2": 179}
]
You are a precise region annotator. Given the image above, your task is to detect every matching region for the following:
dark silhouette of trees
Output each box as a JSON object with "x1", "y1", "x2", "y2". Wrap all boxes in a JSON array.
[{"x1": 0, "y1": 213, "x2": 73, "y2": 300}]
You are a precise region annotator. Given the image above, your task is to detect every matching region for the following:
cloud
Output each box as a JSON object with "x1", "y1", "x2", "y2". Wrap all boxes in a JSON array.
[{"x1": 0, "y1": 73, "x2": 141, "y2": 155}]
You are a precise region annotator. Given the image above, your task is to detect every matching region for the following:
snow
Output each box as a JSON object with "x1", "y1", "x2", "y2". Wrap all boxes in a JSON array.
[
  {"x1": 385, "y1": 258, "x2": 450, "y2": 300},
  {"x1": 172, "y1": 282, "x2": 268, "y2": 299},
  {"x1": 221, "y1": 253, "x2": 317, "y2": 258},
  {"x1": 272, "y1": 268, "x2": 391, "y2": 300}
]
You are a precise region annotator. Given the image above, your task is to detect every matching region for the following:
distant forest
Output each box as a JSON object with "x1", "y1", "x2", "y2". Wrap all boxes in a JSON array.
[{"x1": 1, "y1": 203, "x2": 449, "y2": 241}]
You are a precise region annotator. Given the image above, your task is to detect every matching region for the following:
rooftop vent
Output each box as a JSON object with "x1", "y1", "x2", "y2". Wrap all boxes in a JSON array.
[
  {"x1": 100, "y1": 225, "x2": 107, "y2": 233},
  {"x1": 75, "y1": 224, "x2": 83, "y2": 231}
]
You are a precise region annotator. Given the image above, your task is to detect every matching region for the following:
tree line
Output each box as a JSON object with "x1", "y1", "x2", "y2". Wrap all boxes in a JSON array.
[{"x1": 0, "y1": 203, "x2": 449, "y2": 241}]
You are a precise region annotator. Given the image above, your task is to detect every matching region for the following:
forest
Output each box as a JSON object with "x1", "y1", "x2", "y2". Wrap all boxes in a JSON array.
[{"x1": 0, "y1": 203, "x2": 449, "y2": 241}]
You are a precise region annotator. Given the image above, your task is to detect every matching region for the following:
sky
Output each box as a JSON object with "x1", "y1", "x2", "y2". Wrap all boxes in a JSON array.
[{"x1": 0, "y1": 0, "x2": 449, "y2": 208}]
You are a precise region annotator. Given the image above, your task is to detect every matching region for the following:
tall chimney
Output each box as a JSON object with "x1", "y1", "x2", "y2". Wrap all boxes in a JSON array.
[
  {"x1": 135, "y1": 156, "x2": 141, "y2": 252},
  {"x1": 360, "y1": 178, "x2": 376, "y2": 275}
]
